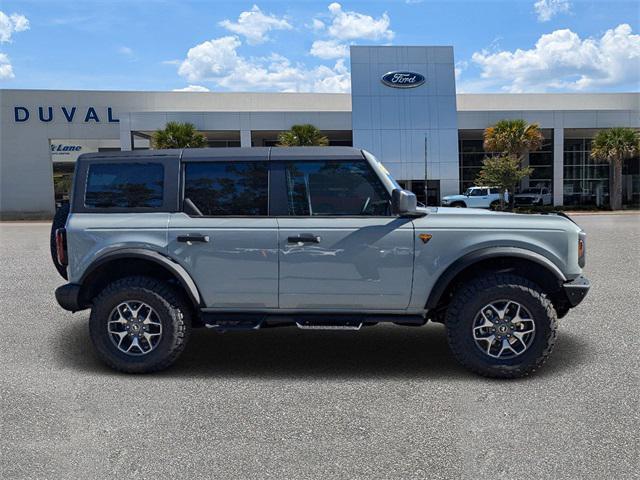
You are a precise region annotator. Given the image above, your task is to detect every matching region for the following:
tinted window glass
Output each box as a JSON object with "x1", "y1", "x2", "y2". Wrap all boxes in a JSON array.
[
  {"x1": 468, "y1": 188, "x2": 486, "y2": 196},
  {"x1": 184, "y1": 162, "x2": 268, "y2": 216},
  {"x1": 285, "y1": 160, "x2": 390, "y2": 216},
  {"x1": 489, "y1": 188, "x2": 500, "y2": 194},
  {"x1": 85, "y1": 163, "x2": 163, "y2": 208}
]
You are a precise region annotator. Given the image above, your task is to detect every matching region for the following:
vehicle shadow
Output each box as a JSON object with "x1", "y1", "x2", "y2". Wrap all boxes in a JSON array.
[{"x1": 55, "y1": 317, "x2": 589, "y2": 381}]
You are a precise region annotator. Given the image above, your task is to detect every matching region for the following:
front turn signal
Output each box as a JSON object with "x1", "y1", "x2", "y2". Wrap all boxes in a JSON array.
[{"x1": 418, "y1": 233, "x2": 432, "y2": 244}]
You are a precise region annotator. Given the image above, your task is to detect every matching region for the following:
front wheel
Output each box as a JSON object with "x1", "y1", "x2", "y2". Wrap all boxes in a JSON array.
[
  {"x1": 450, "y1": 201, "x2": 466, "y2": 208},
  {"x1": 445, "y1": 274, "x2": 557, "y2": 378},
  {"x1": 89, "y1": 276, "x2": 191, "y2": 373}
]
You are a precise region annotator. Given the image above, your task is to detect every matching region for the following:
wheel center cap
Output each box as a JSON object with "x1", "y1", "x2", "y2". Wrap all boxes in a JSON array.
[{"x1": 498, "y1": 325, "x2": 508, "y2": 333}]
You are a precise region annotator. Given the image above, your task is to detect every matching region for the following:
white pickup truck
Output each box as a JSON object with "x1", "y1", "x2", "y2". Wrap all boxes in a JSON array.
[
  {"x1": 441, "y1": 186, "x2": 507, "y2": 209},
  {"x1": 515, "y1": 187, "x2": 553, "y2": 206}
]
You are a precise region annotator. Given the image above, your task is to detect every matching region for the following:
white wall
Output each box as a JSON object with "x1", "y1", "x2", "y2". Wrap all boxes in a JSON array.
[{"x1": 350, "y1": 46, "x2": 460, "y2": 198}]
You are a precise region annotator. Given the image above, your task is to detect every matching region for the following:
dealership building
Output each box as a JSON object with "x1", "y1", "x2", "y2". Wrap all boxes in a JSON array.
[{"x1": 1, "y1": 45, "x2": 638, "y2": 218}]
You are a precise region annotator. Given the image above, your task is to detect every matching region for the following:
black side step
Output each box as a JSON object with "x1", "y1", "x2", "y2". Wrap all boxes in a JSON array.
[{"x1": 200, "y1": 312, "x2": 426, "y2": 331}]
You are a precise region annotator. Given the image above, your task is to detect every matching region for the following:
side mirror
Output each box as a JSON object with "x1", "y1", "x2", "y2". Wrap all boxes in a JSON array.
[{"x1": 392, "y1": 189, "x2": 424, "y2": 217}]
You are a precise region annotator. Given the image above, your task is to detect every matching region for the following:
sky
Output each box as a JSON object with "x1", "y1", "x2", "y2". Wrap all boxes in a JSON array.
[{"x1": 0, "y1": 0, "x2": 638, "y2": 93}]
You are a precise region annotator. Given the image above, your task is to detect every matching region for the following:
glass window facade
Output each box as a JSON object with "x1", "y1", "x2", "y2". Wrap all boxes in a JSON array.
[
  {"x1": 622, "y1": 155, "x2": 640, "y2": 207},
  {"x1": 563, "y1": 138, "x2": 610, "y2": 207},
  {"x1": 459, "y1": 131, "x2": 553, "y2": 194},
  {"x1": 458, "y1": 137, "x2": 489, "y2": 193},
  {"x1": 528, "y1": 137, "x2": 553, "y2": 191}
]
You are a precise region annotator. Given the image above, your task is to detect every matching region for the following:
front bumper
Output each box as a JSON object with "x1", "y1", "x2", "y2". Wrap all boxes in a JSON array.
[
  {"x1": 55, "y1": 283, "x2": 84, "y2": 312},
  {"x1": 562, "y1": 275, "x2": 591, "y2": 307}
]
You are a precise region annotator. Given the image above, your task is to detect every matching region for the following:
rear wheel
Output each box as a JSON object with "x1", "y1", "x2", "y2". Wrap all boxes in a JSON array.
[
  {"x1": 445, "y1": 274, "x2": 557, "y2": 378},
  {"x1": 490, "y1": 200, "x2": 500, "y2": 210},
  {"x1": 89, "y1": 276, "x2": 191, "y2": 373}
]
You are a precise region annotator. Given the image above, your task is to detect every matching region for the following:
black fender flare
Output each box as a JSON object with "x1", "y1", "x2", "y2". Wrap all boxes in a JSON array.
[
  {"x1": 425, "y1": 247, "x2": 567, "y2": 310},
  {"x1": 80, "y1": 248, "x2": 202, "y2": 307}
]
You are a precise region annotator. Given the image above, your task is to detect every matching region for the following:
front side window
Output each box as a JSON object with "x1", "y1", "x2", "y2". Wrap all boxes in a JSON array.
[
  {"x1": 284, "y1": 160, "x2": 390, "y2": 216},
  {"x1": 85, "y1": 163, "x2": 164, "y2": 208},
  {"x1": 184, "y1": 161, "x2": 268, "y2": 216}
]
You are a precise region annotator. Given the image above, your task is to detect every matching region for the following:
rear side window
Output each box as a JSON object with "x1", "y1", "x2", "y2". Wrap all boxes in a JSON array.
[
  {"x1": 490, "y1": 188, "x2": 500, "y2": 194},
  {"x1": 85, "y1": 163, "x2": 164, "y2": 208},
  {"x1": 184, "y1": 162, "x2": 268, "y2": 216},
  {"x1": 284, "y1": 160, "x2": 390, "y2": 216}
]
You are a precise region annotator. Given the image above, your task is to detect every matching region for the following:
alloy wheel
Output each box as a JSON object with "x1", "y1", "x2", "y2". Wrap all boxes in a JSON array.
[
  {"x1": 107, "y1": 301, "x2": 163, "y2": 356},
  {"x1": 472, "y1": 300, "x2": 536, "y2": 359}
]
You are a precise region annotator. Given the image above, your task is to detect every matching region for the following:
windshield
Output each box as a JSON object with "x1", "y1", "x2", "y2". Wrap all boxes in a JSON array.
[{"x1": 465, "y1": 188, "x2": 485, "y2": 196}]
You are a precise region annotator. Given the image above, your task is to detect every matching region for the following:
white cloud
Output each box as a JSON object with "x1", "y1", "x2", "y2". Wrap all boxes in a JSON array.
[
  {"x1": 178, "y1": 36, "x2": 243, "y2": 82},
  {"x1": 118, "y1": 46, "x2": 134, "y2": 56},
  {"x1": 0, "y1": 11, "x2": 29, "y2": 43},
  {"x1": 219, "y1": 5, "x2": 291, "y2": 45},
  {"x1": 454, "y1": 60, "x2": 468, "y2": 80},
  {"x1": 471, "y1": 24, "x2": 640, "y2": 92},
  {"x1": 0, "y1": 52, "x2": 14, "y2": 79},
  {"x1": 310, "y1": 39, "x2": 348, "y2": 59},
  {"x1": 325, "y1": 3, "x2": 393, "y2": 41},
  {"x1": 405, "y1": 0, "x2": 424, "y2": 4},
  {"x1": 177, "y1": 35, "x2": 350, "y2": 93},
  {"x1": 310, "y1": 18, "x2": 325, "y2": 31},
  {"x1": 173, "y1": 85, "x2": 211, "y2": 92},
  {"x1": 533, "y1": 0, "x2": 571, "y2": 22}
]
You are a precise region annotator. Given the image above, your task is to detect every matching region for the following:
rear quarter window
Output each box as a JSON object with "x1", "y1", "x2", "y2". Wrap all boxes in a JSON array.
[{"x1": 85, "y1": 163, "x2": 164, "y2": 208}]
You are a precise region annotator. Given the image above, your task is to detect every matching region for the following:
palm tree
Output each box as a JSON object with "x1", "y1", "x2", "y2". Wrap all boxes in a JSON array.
[
  {"x1": 152, "y1": 122, "x2": 207, "y2": 149},
  {"x1": 277, "y1": 124, "x2": 329, "y2": 147},
  {"x1": 482, "y1": 119, "x2": 544, "y2": 209},
  {"x1": 590, "y1": 127, "x2": 640, "y2": 210},
  {"x1": 483, "y1": 119, "x2": 544, "y2": 158}
]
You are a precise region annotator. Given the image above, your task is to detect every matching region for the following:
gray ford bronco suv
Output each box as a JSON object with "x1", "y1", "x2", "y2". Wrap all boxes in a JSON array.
[{"x1": 53, "y1": 147, "x2": 590, "y2": 378}]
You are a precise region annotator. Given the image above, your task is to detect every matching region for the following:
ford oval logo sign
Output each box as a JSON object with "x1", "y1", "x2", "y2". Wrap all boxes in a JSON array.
[{"x1": 381, "y1": 71, "x2": 425, "y2": 89}]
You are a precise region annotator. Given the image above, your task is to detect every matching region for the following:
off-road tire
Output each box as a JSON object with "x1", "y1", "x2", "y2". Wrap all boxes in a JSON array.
[
  {"x1": 445, "y1": 274, "x2": 557, "y2": 379},
  {"x1": 50, "y1": 203, "x2": 70, "y2": 279},
  {"x1": 490, "y1": 200, "x2": 500, "y2": 211},
  {"x1": 89, "y1": 276, "x2": 191, "y2": 373}
]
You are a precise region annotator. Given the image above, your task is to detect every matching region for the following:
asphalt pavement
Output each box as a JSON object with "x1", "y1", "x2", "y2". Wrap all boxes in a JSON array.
[{"x1": 1, "y1": 214, "x2": 638, "y2": 479}]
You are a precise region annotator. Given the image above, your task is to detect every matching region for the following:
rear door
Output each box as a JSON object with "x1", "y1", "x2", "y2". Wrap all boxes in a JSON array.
[
  {"x1": 167, "y1": 156, "x2": 279, "y2": 309},
  {"x1": 274, "y1": 158, "x2": 414, "y2": 311}
]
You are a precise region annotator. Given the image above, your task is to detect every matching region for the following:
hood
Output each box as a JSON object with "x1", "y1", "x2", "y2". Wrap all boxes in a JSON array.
[
  {"x1": 431, "y1": 206, "x2": 513, "y2": 215},
  {"x1": 414, "y1": 207, "x2": 582, "y2": 234},
  {"x1": 442, "y1": 194, "x2": 466, "y2": 201}
]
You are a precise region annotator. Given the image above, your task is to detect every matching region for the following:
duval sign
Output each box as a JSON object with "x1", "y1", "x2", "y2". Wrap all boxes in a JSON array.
[
  {"x1": 13, "y1": 106, "x2": 119, "y2": 123},
  {"x1": 381, "y1": 71, "x2": 426, "y2": 88}
]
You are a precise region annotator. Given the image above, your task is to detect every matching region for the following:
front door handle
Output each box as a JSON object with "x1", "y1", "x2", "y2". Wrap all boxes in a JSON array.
[
  {"x1": 177, "y1": 234, "x2": 210, "y2": 243},
  {"x1": 287, "y1": 234, "x2": 321, "y2": 244}
]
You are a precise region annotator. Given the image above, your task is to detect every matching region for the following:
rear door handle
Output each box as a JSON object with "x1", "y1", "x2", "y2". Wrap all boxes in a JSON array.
[
  {"x1": 287, "y1": 234, "x2": 321, "y2": 244},
  {"x1": 177, "y1": 234, "x2": 210, "y2": 243}
]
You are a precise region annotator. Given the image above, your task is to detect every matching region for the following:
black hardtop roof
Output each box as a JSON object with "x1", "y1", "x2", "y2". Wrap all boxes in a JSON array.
[{"x1": 78, "y1": 146, "x2": 365, "y2": 163}]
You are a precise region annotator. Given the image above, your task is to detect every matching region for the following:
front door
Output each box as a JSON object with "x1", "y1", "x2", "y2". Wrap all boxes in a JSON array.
[
  {"x1": 467, "y1": 188, "x2": 489, "y2": 207},
  {"x1": 167, "y1": 160, "x2": 278, "y2": 309},
  {"x1": 276, "y1": 159, "x2": 414, "y2": 310}
]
